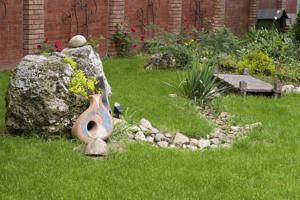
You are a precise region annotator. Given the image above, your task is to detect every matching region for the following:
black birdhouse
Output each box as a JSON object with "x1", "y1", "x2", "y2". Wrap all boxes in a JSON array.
[{"x1": 256, "y1": 9, "x2": 289, "y2": 32}]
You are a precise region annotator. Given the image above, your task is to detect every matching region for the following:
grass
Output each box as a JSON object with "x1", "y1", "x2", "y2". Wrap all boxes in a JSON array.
[
  {"x1": 1, "y1": 58, "x2": 300, "y2": 199},
  {"x1": 103, "y1": 56, "x2": 213, "y2": 137}
]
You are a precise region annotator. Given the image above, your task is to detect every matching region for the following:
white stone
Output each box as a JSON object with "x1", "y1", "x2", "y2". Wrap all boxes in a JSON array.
[
  {"x1": 146, "y1": 136, "x2": 154, "y2": 143},
  {"x1": 168, "y1": 93, "x2": 177, "y2": 98},
  {"x1": 154, "y1": 133, "x2": 165, "y2": 142},
  {"x1": 84, "y1": 138, "x2": 108, "y2": 156},
  {"x1": 231, "y1": 126, "x2": 240, "y2": 132},
  {"x1": 129, "y1": 125, "x2": 141, "y2": 133},
  {"x1": 165, "y1": 133, "x2": 173, "y2": 138},
  {"x1": 157, "y1": 141, "x2": 169, "y2": 148},
  {"x1": 69, "y1": 35, "x2": 87, "y2": 48},
  {"x1": 190, "y1": 138, "x2": 199, "y2": 146},
  {"x1": 198, "y1": 139, "x2": 211, "y2": 149},
  {"x1": 135, "y1": 131, "x2": 146, "y2": 141},
  {"x1": 150, "y1": 127, "x2": 159, "y2": 134},
  {"x1": 294, "y1": 87, "x2": 300, "y2": 93},
  {"x1": 282, "y1": 85, "x2": 295, "y2": 93},
  {"x1": 173, "y1": 133, "x2": 190, "y2": 145},
  {"x1": 210, "y1": 138, "x2": 220, "y2": 145},
  {"x1": 139, "y1": 118, "x2": 153, "y2": 130}
]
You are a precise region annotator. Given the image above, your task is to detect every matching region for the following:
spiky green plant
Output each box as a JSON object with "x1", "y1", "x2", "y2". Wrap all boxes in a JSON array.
[{"x1": 179, "y1": 57, "x2": 227, "y2": 106}]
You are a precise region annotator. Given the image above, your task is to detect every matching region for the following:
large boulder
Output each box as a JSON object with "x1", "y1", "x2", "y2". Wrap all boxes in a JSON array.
[{"x1": 5, "y1": 45, "x2": 111, "y2": 137}]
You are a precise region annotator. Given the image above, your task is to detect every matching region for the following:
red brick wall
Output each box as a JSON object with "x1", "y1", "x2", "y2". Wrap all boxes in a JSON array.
[
  {"x1": 182, "y1": 0, "x2": 215, "y2": 31},
  {"x1": 0, "y1": 0, "x2": 23, "y2": 68},
  {"x1": 225, "y1": 0, "x2": 251, "y2": 33},
  {"x1": 124, "y1": 0, "x2": 169, "y2": 34},
  {"x1": 44, "y1": 0, "x2": 109, "y2": 54},
  {"x1": 259, "y1": 0, "x2": 279, "y2": 9},
  {"x1": 286, "y1": 0, "x2": 297, "y2": 13}
]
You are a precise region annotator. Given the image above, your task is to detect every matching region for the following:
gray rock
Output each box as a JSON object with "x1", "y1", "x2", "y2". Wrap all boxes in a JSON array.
[
  {"x1": 139, "y1": 118, "x2": 153, "y2": 130},
  {"x1": 144, "y1": 53, "x2": 177, "y2": 70},
  {"x1": 68, "y1": 35, "x2": 87, "y2": 48},
  {"x1": 129, "y1": 125, "x2": 141, "y2": 133},
  {"x1": 62, "y1": 45, "x2": 111, "y2": 95},
  {"x1": 157, "y1": 141, "x2": 169, "y2": 148},
  {"x1": 173, "y1": 133, "x2": 189, "y2": 146},
  {"x1": 190, "y1": 138, "x2": 199, "y2": 146},
  {"x1": 198, "y1": 139, "x2": 211, "y2": 149},
  {"x1": 84, "y1": 138, "x2": 108, "y2": 156},
  {"x1": 135, "y1": 131, "x2": 146, "y2": 141},
  {"x1": 146, "y1": 136, "x2": 154, "y2": 143},
  {"x1": 154, "y1": 133, "x2": 165, "y2": 142},
  {"x1": 282, "y1": 84, "x2": 295, "y2": 93},
  {"x1": 150, "y1": 127, "x2": 159, "y2": 134},
  {"x1": 245, "y1": 122, "x2": 262, "y2": 130},
  {"x1": 210, "y1": 138, "x2": 220, "y2": 145},
  {"x1": 294, "y1": 87, "x2": 300, "y2": 93},
  {"x1": 231, "y1": 126, "x2": 240, "y2": 132},
  {"x1": 165, "y1": 133, "x2": 173, "y2": 138},
  {"x1": 5, "y1": 54, "x2": 89, "y2": 136}
]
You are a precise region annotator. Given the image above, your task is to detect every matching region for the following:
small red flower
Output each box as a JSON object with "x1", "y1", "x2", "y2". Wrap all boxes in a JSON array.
[
  {"x1": 124, "y1": 32, "x2": 128, "y2": 36},
  {"x1": 54, "y1": 40, "x2": 62, "y2": 52},
  {"x1": 44, "y1": 37, "x2": 48, "y2": 43},
  {"x1": 37, "y1": 44, "x2": 42, "y2": 49},
  {"x1": 131, "y1": 26, "x2": 136, "y2": 33},
  {"x1": 132, "y1": 44, "x2": 137, "y2": 49},
  {"x1": 140, "y1": 35, "x2": 145, "y2": 42}
]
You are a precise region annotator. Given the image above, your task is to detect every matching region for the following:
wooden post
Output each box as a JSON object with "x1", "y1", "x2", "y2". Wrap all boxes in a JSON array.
[
  {"x1": 273, "y1": 81, "x2": 282, "y2": 99},
  {"x1": 242, "y1": 68, "x2": 249, "y2": 75},
  {"x1": 239, "y1": 81, "x2": 247, "y2": 96}
]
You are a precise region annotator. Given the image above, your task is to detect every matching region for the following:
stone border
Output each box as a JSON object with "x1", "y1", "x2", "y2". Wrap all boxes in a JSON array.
[{"x1": 119, "y1": 107, "x2": 262, "y2": 151}]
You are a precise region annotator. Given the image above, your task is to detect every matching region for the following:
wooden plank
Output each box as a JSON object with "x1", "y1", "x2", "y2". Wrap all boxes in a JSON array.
[{"x1": 215, "y1": 74, "x2": 274, "y2": 93}]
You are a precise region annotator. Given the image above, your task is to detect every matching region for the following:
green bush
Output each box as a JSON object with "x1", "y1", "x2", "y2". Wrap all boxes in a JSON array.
[
  {"x1": 113, "y1": 23, "x2": 133, "y2": 57},
  {"x1": 243, "y1": 27, "x2": 288, "y2": 59},
  {"x1": 237, "y1": 51, "x2": 275, "y2": 76},
  {"x1": 145, "y1": 32, "x2": 193, "y2": 69},
  {"x1": 218, "y1": 54, "x2": 238, "y2": 72},
  {"x1": 179, "y1": 57, "x2": 227, "y2": 106}
]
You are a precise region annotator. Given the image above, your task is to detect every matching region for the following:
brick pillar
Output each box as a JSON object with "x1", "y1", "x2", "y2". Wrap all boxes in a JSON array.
[
  {"x1": 213, "y1": 0, "x2": 225, "y2": 29},
  {"x1": 168, "y1": 0, "x2": 182, "y2": 34},
  {"x1": 278, "y1": 0, "x2": 287, "y2": 9},
  {"x1": 23, "y1": 0, "x2": 45, "y2": 55},
  {"x1": 249, "y1": 0, "x2": 258, "y2": 27},
  {"x1": 108, "y1": 0, "x2": 125, "y2": 55}
]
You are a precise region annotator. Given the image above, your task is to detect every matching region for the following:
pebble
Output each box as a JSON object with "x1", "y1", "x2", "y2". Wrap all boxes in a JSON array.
[
  {"x1": 157, "y1": 141, "x2": 169, "y2": 148},
  {"x1": 69, "y1": 35, "x2": 87, "y2": 48},
  {"x1": 135, "y1": 131, "x2": 146, "y2": 141}
]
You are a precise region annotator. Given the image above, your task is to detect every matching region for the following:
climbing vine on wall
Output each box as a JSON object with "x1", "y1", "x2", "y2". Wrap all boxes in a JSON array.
[
  {"x1": 189, "y1": 0, "x2": 206, "y2": 30},
  {"x1": 136, "y1": 0, "x2": 160, "y2": 34},
  {"x1": 0, "y1": 0, "x2": 7, "y2": 21},
  {"x1": 62, "y1": 0, "x2": 98, "y2": 38}
]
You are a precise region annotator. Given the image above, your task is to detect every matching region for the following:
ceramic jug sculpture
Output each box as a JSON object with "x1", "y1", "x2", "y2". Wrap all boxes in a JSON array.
[{"x1": 72, "y1": 94, "x2": 114, "y2": 144}]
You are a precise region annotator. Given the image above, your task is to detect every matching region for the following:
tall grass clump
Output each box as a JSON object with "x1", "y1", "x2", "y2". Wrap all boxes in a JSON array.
[{"x1": 179, "y1": 57, "x2": 227, "y2": 106}]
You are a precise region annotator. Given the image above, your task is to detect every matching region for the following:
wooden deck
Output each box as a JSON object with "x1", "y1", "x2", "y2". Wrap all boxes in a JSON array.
[{"x1": 214, "y1": 74, "x2": 280, "y2": 95}]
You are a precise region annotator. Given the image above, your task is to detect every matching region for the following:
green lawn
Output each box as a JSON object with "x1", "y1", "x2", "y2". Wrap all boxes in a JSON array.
[
  {"x1": 1, "y1": 58, "x2": 300, "y2": 199},
  {"x1": 104, "y1": 56, "x2": 213, "y2": 137}
]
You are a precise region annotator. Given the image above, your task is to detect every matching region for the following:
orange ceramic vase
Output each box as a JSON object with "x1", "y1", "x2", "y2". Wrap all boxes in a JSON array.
[{"x1": 72, "y1": 94, "x2": 114, "y2": 144}]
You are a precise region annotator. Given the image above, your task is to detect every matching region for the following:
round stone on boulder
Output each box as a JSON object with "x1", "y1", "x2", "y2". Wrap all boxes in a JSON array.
[{"x1": 68, "y1": 35, "x2": 87, "y2": 48}]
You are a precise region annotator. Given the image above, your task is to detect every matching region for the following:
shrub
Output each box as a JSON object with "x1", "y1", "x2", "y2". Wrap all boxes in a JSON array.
[
  {"x1": 179, "y1": 57, "x2": 227, "y2": 106},
  {"x1": 237, "y1": 51, "x2": 275, "y2": 76},
  {"x1": 218, "y1": 54, "x2": 238, "y2": 72},
  {"x1": 145, "y1": 32, "x2": 193, "y2": 69},
  {"x1": 113, "y1": 23, "x2": 133, "y2": 57},
  {"x1": 64, "y1": 57, "x2": 101, "y2": 97},
  {"x1": 243, "y1": 27, "x2": 288, "y2": 59}
]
